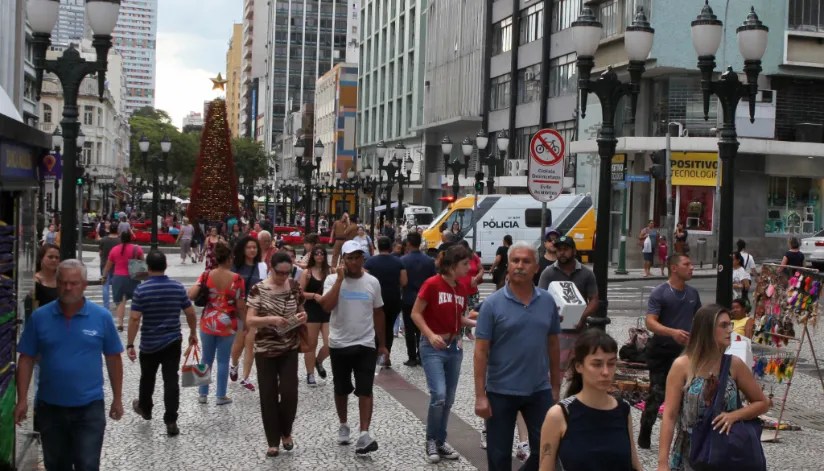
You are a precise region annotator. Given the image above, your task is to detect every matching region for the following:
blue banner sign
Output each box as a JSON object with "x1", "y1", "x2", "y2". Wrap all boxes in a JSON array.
[
  {"x1": 0, "y1": 142, "x2": 37, "y2": 179},
  {"x1": 625, "y1": 174, "x2": 651, "y2": 183}
]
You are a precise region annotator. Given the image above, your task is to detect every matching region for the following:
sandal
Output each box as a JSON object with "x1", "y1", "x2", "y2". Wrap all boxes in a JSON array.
[
  {"x1": 282, "y1": 437, "x2": 294, "y2": 451},
  {"x1": 266, "y1": 448, "x2": 279, "y2": 457}
]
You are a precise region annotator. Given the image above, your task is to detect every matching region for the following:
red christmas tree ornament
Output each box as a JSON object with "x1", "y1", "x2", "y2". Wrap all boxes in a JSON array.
[{"x1": 187, "y1": 97, "x2": 240, "y2": 222}]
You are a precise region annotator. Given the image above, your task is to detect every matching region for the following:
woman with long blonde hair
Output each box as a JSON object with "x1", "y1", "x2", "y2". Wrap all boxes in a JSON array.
[{"x1": 657, "y1": 305, "x2": 769, "y2": 471}]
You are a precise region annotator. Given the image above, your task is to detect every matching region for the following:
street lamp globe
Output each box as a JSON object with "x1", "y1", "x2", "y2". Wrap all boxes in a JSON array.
[
  {"x1": 737, "y1": 7, "x2": 769, "y2": 61},
  {"x1": 571, "y1": 5, "x2": 603, "y2": 57},
  {"x1": 77, "y1": 129, "x2": 86, "y2": 147},
  {"x1": 347, "y1": 168, "x2": 355, "y2": 180},
  {"x1": 363, "y1": 161, "x2": 373, "y2": 177},
  {"x1": 160, "y1": 134, "x2": 171, "y2": 153},
  {"x1": 461, "y1": 136, "x2": 473, "y2": 157},
  {"x1": 690, "y1": 0, "x2": 723, "y2": 58},
  {"x1": 294, "y1": 138, "x2": 305, "y2": 159},
  {"x1": 85, "y1": 0, "x2": 122, "y2": 36},
  {"x1": 476, "y1": 129, "x2": 489, "y2": 151},
  {"x1": 239, "y1": 176, "x2": 245, "y2": 184},
  {"x1": 314, "y1": 139, "x2": 325, "y2": 159},
  {"x1": 52, "y1": 126, "x2": 63, "y2": 149},
  {"x1": 441, "y1": 135, "x2": 453, "y2": 156},
  {"x1": 27, "y1": 0, "x2": 60, "y2": 34},
  {"x1": 335, "y1": 168, "x2": 343, "y2": 180},
  {"x1": 624, "y1": 6, "x2": 655, "y2": 62},
  {"x1": 496, "y1": 130, "x2": 510, "y2": 152},
  {"x1": 394, "y1": 142, "x2": 406, "y2": 160},
  {"x1": 404, "y1": 156, "x2": 414, "y2": 177},
  {"x1": 358, "y1": 167, "x2": 367, "y2": 180},
  {"x1": 138, "y1": 133, "x2": 150, "y2": 153},
  {"x1": 376, "y1": 140, "x2": 388, "y2": 159}
]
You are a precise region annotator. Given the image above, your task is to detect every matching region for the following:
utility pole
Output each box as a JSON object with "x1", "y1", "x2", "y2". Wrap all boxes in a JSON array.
[{"x1": 665, "y1": 123, "x2": 678, "y2": 257}]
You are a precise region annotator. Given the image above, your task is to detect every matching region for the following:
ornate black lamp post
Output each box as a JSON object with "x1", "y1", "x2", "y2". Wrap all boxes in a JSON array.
[
  {"x1": 477, "y1": 131, "x2": 507, "y2": 194},
  {"x1": 264, "y1": 166, "x2": 275, "y2": 220},
  {"x1": 29, "y1": 0, "x2": 122, "y2": 260},
  {"x1": 294, "y1": 138, "x2": 323, "y2": 233},
  {"x1": 572, "y1": 4, "x2": 654, "y2": 323},
  {"x1": 138, "y1": 133, "x2": 172, "y2": 250},
  {"x1": 689, "y1": 3, "x2": 768, "y2": 306},
  {"x1": 359, "y1": 160, "x2": 382, "y2": 239},
  {"x1": 442, "y1": 136, "x2": 473, "y2": 199}
]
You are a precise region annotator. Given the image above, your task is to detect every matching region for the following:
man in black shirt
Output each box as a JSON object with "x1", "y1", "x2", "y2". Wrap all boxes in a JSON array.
[
  {"x1": 534, "y1": 228, "x2": 559, "y2": 285},
  {"x1": 364, "y1": 236, "x2": 407, "y2": 366},
  {"x1": 491, "y1": 235, "x2": 512, "y2": 289}
]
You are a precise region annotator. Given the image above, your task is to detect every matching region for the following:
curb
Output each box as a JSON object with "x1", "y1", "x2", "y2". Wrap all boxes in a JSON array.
[{"x1": 607, "y1": 273, "x2": 718, "y2": 283}]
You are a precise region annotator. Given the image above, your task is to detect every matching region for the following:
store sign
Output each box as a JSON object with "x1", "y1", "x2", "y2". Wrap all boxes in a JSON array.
[
  {"x1": 39, "y1": 152, "x2": 62, "y2": 181},
  {"x1": 611, "y1": 154, "x2": 626, "y2": 182},
  {"x1": 0, "y1": 142, "x2": 37, "y2": 179},
  {"x1": 670, "y1": 152, "x2": 722, "y2": 187}
]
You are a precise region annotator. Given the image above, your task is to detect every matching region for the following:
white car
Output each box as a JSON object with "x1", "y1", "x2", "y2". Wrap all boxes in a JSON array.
[{"x1": 801, "y1": 232, "x2": 824, "y2": 268}]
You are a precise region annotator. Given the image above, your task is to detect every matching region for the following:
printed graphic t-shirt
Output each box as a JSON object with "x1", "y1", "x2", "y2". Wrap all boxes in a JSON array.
[
  {"x1": 418, "y1": 275, "x2": 472, "y2": 336},
  {"x1": 323, "y1": 273, "x2": 384, "y2": 349}
]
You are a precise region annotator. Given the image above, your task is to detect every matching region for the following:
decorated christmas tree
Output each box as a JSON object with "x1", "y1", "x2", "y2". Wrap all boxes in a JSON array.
[{"x1": 187, "y1": 74, "x2": 240, "y2": 221}]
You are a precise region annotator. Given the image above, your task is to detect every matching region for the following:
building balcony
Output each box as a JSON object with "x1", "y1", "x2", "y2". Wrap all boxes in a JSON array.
[{"x1": 244, "y1": 0, "x2": 254, "y2": 19}]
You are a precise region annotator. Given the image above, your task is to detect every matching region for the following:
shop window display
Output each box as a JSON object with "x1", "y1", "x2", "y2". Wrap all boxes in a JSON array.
[
  {"x1": 766, "y1": 176, "x2": 820, "y2": 235},
  {"x1": 677, "y1": 186, "x2": 714, "y2": 231}
]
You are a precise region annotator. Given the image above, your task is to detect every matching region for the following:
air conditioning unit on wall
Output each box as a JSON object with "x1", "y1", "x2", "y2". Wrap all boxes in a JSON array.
[{"x1": 726, "y1": 89, "x2": 776, "y2": 139}]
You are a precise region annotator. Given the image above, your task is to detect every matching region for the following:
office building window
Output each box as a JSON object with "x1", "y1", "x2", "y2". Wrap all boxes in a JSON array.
[
  {"x1": 789, "y1": 0, "x2": 824, "y2": 32},
  {"x1": 490, "y1": 74, "x2": 511, "y2": 111},
  {"x1": 82, "y1": 142, "x2": 92, "y2": 166},
  {"x1": 517, "y1": 64, "x2": 541, "y2": 104},
  {"x1": 514, "y1": 126, "x2": 540, "y2": 161},
  {"x1": 491, "y1": 17, "x2": 512, "y2": 55},
  {"x1": 598, "y1": 0, "x2": 619, "y2": 38},
  {"x1": 549, "y1": 53, "x2": 577, "y2": 97},
  {"x1": 43, "y1": 104, "x2": 52, "y2": 123},
  {"x1": 83, "y1": 106, "x2": 94, "y2": 125},
  {"x1": 519, "y1": 3, "x2": 544, "y2": 45},
  {"x1": 551, "y1": 0, "x2": 581, "y2": 33}
]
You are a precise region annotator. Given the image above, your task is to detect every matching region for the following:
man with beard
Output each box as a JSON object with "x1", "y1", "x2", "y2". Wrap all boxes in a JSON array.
[
  {"x1": 534, "y1": 228, "x2": 560, "y2": 285},
  {"x1": 538, "y1": 236, "x2": 598, "y2": 331},
  {"x1": 474, "y1": 242, "x2": 561, "y2": 471},
  {"x1": 15, "y1": 259, "x2": 124, "y2": 470}
]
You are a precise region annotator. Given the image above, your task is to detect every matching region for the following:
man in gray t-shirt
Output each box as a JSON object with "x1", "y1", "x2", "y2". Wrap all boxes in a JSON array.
[
  {"x1": 638, "y1": 254, "x2": 701, "y2": 449},
  {"x1": 117, "y1": 217, "x2": 132, "y2": 236}
]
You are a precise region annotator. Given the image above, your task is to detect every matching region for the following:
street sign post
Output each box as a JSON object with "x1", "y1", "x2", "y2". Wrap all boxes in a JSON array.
[{"x1": 528, "y1": 128, "x2": 565, "y2": 203}]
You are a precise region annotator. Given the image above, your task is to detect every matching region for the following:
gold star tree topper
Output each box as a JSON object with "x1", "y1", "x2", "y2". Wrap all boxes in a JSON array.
[{"x1": 210, "y1": 73, "x2": 228, "y2": 91}]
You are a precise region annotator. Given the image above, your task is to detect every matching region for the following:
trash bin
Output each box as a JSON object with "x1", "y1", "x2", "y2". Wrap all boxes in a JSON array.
[{"x1": 696, "y1": 238, "x2": 707, "y2": 268}]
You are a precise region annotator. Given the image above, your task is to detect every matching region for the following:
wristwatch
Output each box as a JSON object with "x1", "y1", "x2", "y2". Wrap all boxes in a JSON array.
[{"x1": 126, "y1": 344, "x2": 134, "y2": 349}]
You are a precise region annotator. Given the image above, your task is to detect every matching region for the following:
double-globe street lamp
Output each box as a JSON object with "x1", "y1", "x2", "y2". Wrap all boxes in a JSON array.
[
  {"x1": 158, "y1": 174, "x2": 178, "y2": 216},
  {"x1": 294, "y1": 138, "x2": 323, "y2": 233},
  {"x1": 571, "y1": 4, "x2": 654, "y2": 323},
  {"x1": 690, "y1": 3, "x2": 768, "y2": 307},
  {"x1": 29, "y1": 0, "x2": 122, "y2": 260},
  {"x1": 367, "y1": 141, "x2": 413, "y2": 227},
  {"x1": 442, "y1": 136, "x2": 473, "y2": 199},
  {"x1": 476, "y1": 130, "x2": 508, "y2": 195},
  {"x1": 138, "y1": 134, "x2": 172, "y2": 250},
  {"x1": 358, "y1": 164, "x2": 382, "y2": 239}
]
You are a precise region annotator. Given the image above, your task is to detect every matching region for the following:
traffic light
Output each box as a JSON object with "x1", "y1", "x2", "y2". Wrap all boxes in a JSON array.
[
  {"x1": 76, "y1": 167, "x2": 86, "y2": 186},
  {"x1": 649, "y1": 149, "x2": 667, "y2": 180},
  {"x1": 474, "y1": 180, "x2": 484, "y2": 193}
]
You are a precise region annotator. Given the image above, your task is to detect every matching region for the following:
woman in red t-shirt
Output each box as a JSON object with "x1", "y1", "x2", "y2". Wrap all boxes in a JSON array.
[
  {"x1": 458, "y1": 240, "x2": 485, "y2": 340},
  {"x1": 411, "y1": 245, "x2": 480, "y2": 463}
]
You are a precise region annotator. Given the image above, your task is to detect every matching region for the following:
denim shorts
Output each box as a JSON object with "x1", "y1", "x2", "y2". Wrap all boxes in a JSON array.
[{"x1": 112, "y1": 275, "x2": 138, "y2": 302}]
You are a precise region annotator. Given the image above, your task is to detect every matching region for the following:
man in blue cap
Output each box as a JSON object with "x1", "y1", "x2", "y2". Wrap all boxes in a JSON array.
[{"x1": 534, "y1": 228, "x2": 560, "y2": 285}]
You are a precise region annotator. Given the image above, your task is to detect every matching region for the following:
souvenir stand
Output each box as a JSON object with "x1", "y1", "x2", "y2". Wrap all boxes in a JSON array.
[
  {"x1": 750, "y1": 263, "x2": 824, "y2": 442},
  {"x1": 0, "y1": 99, "x2": 52, "y2": 470}
]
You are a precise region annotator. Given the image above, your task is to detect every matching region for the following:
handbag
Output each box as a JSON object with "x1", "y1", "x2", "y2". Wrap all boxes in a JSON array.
[
  {"x1": 181, "y1": 345, "x2": 212, "y2": 388},
  {"x1": 127, "y1": 244, "x2": 148, "y2": 281},
  {"x1": 194, "y1": 271, "x2": 210, "y2": 307},
  {"x1": 688, "y1": 354, "x2": 766, "y2": 471}
]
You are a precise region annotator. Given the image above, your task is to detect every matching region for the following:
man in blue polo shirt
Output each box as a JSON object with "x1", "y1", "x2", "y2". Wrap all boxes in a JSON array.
[
  {"x1": 400, "y1": 232, "x2": 437, "y2": 366},
  {"x1": 127, "y1": 251, "x2": 198, "y2": 436},
  {"x1": 15, "y1": 259, "x2": 124, "y2": 471},
  {"x1": 474, "y1": 242, "x2": 561, "y2": 471}
]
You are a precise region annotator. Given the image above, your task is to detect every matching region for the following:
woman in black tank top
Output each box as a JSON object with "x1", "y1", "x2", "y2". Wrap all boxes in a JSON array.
[
  {"x1": 539, "y1": 330, "x2": 642, "y2": 471},
  {"x1": 298, "y1": 246, "x2": 331, "y2": 386},
  {"x1": 33, "y1": 244, "x2": 61, "y2": 311}
]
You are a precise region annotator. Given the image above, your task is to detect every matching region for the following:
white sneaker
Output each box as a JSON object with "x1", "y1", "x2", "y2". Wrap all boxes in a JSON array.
[
  {"x1": 516, "y1": 442, "x2": 530, "y2": 461},
  {"x1": 355, "y1": 430, "x2": 378, "y2": 455},
  {"x1": 437, "y1": 442, "x2": 459, "y2": 460},
  {"x1": 338, "y1": 423, "x2": 351, "y2": 445}
]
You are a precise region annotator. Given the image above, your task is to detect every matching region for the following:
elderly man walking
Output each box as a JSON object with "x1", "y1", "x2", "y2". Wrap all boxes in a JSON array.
[
  {"x1": 15, "y1": 259, "x2": 124, "y2": 471},
  {"x1": 474, "y1": 242, "x2": 561, "y2": 471},
  {"x1": 257, "y1": 230, "x2": 278, "y2": 273}
]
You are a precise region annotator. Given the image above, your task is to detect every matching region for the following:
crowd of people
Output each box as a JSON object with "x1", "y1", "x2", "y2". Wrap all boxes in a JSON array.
[{"x1": 16, "y1": 209, "x2": 777, "y2": 471}]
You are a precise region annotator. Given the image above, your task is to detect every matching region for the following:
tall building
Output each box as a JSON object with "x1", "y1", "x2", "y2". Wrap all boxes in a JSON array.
[
  {"x1": 314, "y1": 63, "x2": 358, "y2": 216},
  {"x1": 225, "y1": 23, "x2": 243, "y2": 138},
  {"x1": 51, "y1": 0, "x2": 86, "y2": 47},
  {"x1": 111, "y1": 0, "x2": 158, "y2": 115},
  {"x1": 262, "y1": 0, "x2": 353, "y2": 153},
  {"x1": 239, "y1": 0, "x2": 266, "y2": 139},
  {"x1": 357, "y1": 0, "x2": 426, "y2": 210},
  {"x1": 182, "y1": 111, "x2": 203, "y2": 129},
  {"x1": 0, "y1": 0, "x2": 40, "y2": 126}
]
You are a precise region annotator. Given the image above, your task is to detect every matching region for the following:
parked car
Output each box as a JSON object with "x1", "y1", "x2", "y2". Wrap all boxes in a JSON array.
[{"x1": 801, "y1": 230, "x2": 824, "y2": 269}]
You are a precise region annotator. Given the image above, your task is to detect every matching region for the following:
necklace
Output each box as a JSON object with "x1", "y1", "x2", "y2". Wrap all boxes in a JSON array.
[{"x1": 668, "y1": 281, "x2": 687, "y2": 301}]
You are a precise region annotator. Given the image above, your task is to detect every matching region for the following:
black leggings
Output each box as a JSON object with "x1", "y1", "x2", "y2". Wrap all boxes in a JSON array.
[
  {"x1": 402, "y1": 304, "x2": 421, "y2": 362},
  {"x1": 255, "y1": 350, "x2": 299, "y2": 447}
]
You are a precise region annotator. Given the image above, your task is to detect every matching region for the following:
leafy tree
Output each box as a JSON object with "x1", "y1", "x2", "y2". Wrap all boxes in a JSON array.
[
  {"x1": 232, "y1": 137, "x2": 269, "y2": 181},
  {"x1": 182, "y1": 124, "x2": 203, "y2": 135},
  {"x1": 128, "y1": 113, "x2": 198, "y2": 189},
  {"x1": 131, "y1": 106, "x2": 172, "y2": 124}
]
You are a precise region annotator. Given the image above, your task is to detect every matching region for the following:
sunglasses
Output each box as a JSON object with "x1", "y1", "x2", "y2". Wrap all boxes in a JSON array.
[{"x1": 273, "y1": 269, "x2": 291, "y2": 276}]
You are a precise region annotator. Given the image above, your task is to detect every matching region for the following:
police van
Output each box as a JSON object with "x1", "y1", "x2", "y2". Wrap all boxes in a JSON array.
[{"x1": 422, "y1": 194, "x2": 595, "y2": 265}]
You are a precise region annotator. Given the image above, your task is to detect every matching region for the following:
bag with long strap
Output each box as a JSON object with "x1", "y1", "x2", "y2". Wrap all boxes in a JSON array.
[
  {"x1": 194, "y1": 271, "x2": 210, "y2": 307},
  {"x1": 181, "y1": 344, "x2": 212, "y2": 388},
  {"x1": 688, "y1": 354, "x2": 766, "y2": 471},
  {"x1": 127, "y1": 244, "x2": 148, "y2": 281}
]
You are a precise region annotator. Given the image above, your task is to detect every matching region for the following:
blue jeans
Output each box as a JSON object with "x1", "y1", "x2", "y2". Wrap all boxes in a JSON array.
[
  {"x1": 393, "y1": 315, "x2": 404, "y2": 335},
  {"x1": 38, "y1": 399, "x2": 106, "y2": 471},
  {"x1": 419, "y1": 336, "x2": 462, "y2": 443},
  {"x1": 101, "y1": 269, "x2": 112, "y2": 310},
  {"x1": 199, "y1": 330, "x2": 235, "y2": 398},
  {"x1": 486, "y1": 389, "x2": 554, "y2": 471}
]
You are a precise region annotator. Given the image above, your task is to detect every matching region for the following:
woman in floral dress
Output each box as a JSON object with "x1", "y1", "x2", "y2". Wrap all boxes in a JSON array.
[
  {"x1": 201, "y1": 225, "x2": 224, "y2": 270},
  {"x1": 657, "y1": 305, "x2": 769, "y2": 471}
]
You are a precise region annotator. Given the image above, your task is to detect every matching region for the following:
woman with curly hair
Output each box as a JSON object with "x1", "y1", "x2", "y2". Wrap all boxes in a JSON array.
[{"x1": 229, "y1": 236, "x2": 268, "y2": 391}]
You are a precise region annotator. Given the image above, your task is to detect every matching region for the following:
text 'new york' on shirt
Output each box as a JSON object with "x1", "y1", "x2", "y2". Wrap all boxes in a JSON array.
[
  {"x1": 418, "y1": 275, "x2": 471, "y2": 336},
  {"x1": 323, "y1": 273, "x2": 384, "y2": 349}
]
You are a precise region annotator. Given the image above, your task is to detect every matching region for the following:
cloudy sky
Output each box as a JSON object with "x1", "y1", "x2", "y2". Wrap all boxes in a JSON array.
[{"x1": 154, "y1": 0, "x2": 242, "y2": 129}]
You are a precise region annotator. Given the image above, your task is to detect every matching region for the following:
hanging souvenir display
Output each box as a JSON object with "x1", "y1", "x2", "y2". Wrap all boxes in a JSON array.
[{"x1": 752, "y1": 264, "x2": 821, "y2": 348}]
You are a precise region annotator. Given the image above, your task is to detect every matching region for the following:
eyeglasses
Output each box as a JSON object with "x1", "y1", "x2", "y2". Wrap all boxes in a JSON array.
[
  {"x1": 717, "y1": 321, "x2": 733, "y2": 331},
  {"x1": 273, "y1": 269, "x2": 291, "y2": 276}
]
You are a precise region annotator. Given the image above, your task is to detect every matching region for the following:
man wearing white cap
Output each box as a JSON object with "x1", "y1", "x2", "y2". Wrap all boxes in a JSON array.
[{"x1": 320, "y1": 240, "x2": 389, "y2": 455}]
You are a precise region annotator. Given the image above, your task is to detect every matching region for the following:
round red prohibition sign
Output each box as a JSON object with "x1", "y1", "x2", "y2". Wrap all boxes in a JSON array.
[{"x1": 530, "y1": 129, "x2": 565, "y2": 166}]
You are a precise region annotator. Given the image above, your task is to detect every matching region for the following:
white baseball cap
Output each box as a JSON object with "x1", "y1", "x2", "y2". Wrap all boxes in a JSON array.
[{"x1": 341, "y1": 240, "x2": 364, "y2": 255}]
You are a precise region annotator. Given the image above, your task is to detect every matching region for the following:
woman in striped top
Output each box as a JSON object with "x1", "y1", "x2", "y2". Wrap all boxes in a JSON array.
[{"x1": 246, "y1": 251, "x2": 307, "y2": 457}]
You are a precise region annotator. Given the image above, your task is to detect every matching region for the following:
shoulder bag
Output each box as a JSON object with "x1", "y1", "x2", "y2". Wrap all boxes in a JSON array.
[
  {"x1": 289, "y1": 278, "x2": 312, "y2": 353},
  {"x1": 688, "y1": 354, "x2": 766, "y2": 471},
  {"x1": 194, "y1": 271, "x2": 210, "y2": 307},
  {"x1": 127, "y1": 244, "x2": 148, "y2": 281}
]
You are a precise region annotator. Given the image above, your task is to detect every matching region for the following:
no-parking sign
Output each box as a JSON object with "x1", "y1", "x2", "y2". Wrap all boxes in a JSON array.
[{"x1": 528, "y1": 128, "x2": 565, "y2": 202}]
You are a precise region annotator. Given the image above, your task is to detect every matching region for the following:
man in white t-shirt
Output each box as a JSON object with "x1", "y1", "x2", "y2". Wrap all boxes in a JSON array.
[
  {"x1": 737, "y1": 239, "x2": 758, "y2": 278},
  {"x1": 642, "y1": 232, "x2": 654, "y2": 277},
  {"x1": 320, "y1": 240, "x2": 388, "y2": 455},
  {"x1": 732, "y1": 252, "x2": 752, "y2": 301}
]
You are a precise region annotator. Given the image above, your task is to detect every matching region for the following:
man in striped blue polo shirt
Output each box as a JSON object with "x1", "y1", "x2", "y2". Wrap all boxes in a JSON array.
[{"x1": 126, "y1": 250, "x2": 198, "y2": 436}]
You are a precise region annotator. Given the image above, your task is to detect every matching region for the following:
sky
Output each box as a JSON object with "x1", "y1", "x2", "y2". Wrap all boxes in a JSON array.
[{"x1": 154, "y1": 0, "x2": 242, "y2": 130}]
